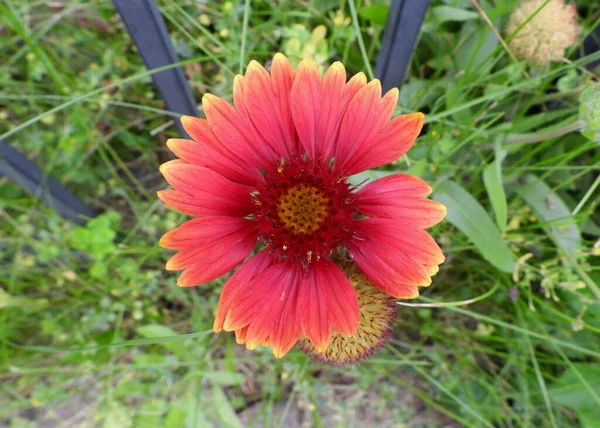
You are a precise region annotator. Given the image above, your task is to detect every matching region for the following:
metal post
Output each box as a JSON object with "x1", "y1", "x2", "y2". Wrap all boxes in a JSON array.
[
  {"x1": 112, "y1": 0, "x2": 199, "y2": 138},
  {"x1": 374, "y1": 0, "x2": 431, "y2": 92}
]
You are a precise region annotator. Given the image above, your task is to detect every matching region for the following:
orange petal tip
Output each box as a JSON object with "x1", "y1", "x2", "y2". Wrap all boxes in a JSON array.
[
  {"x1": 352, "y1": 72, "x2": 367, "y2": 84},
  {"x1": 179, "y1": 115, "x2": 196, "y2": 126},
  {"x1": 272, "y1": 347, "x2": 287, "y2": 359},
  {"x1": 201, "y1": 93, "x2": 219, "y2": 108},
  {"x1": 412, "y1": 112, "x2": 426, "y2": 126},
  {"x1": 158, "y1": 159, "x2": 181, "y2": 174},
  {"x1": 246, "y1": 60, "x2": 264, "y2": 72},
  {"x1": 328, "y1": 61, "x2": 345, "y2": 72},
  {"x1": 367, "y1": 78, "x2": 382, "y2": 89},
  {"x1": 387, "y1": 87, "x2": 400, "y2": 98},
  {"x1": 297, "y1": 57, "x2": 318, "y2": 71},
  {"x1": 273, "y1": 52, "x2": 287, "y2": 61},
  {"x1": 402, "y1": 288, "x2": 420, "y2": 299},
  {"x1": 245, "y1": 340, "x2": 260, "y2": 351}
]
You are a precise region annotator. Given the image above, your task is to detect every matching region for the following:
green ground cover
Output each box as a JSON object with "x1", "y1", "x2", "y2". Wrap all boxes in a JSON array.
[{"x1": 1, "y1": 0, "x2": 599, "y2": 426}]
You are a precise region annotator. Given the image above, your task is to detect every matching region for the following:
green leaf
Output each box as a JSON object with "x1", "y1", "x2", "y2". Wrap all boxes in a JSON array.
[
  {"x1": 213, "y1": 385, "x2": 242, "y2": 428},
  {"x1": 433, "y1": 180, "x2": 515, "y2": 273},
  {"x1": 164, "y1": 407, "x2": 187, "y2": 428},
  {"x1": 456, "y1": 22, "x2": 499, "y2": 71},
  {"x1": 432, "y1": 6, "x2": 479, "y2": 22},
  {"x1": 483, "y1": 143, "x2": 508, "y2": 230},
  {"x1": 202, "y1": 371, "x2": 246, "y2": 386},
  {"x1": 518, "y1": 174, "x2": 582, "y2": 257},
  {"x1": 550, "y1": 364, "x2": 600, "y2": 428},
  {"x1": 359, "y1": 5, "x2": 388, "y2": 25},
  {"x1": 136, "y1": 324, "x2": 187, "y2": 360},
  {"x1": 0, "y1": 288, "x2": 48, "y2": 309}
]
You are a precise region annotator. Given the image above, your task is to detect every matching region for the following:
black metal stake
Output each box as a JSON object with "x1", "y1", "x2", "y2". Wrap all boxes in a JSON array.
[
  {"x1": 112, "y1": 0, "x2": 199, "y2": 138},
  {"x1": 0, "y1": 140, "x2": 97, "y2": 225},
  {"x1": 374, "y1": 0, "x2": 432, "y2": 92}
]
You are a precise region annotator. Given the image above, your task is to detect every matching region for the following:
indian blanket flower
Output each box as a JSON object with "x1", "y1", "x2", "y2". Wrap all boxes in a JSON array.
[
  {"x1": 158, "y1": 53, "x2": 446, "y2": 358},
  {"x1": 299, "y1": 262, "x2": 398, "y2": 365}
]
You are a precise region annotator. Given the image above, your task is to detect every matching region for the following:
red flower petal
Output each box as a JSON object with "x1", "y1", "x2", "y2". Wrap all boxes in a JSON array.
[
  {"x1": 234, "y1": 57, "x2": 297, "y2": 157},
  {"x1": 290, "y1": 59, "x2": 322, "y2": 159},
  {"x1": 159, "y1": 217, "x2": 257, "y2": 287},
  {"x1": 334, "y1": 81, "x2": 398, "y2": 172},
  {"x1": 298, "y1": 261, "x2": 360, "y2": 352},
  {"x1": 318, "y1": 64, "x2": 367, "y2": 160},
  {"x1": 158, "y1": 161, "x2": 253, "y2": 217},
  {"x1": 223, "y1": 262, "x2": 302, "y2": 355},
  {"x1": 173, "y1": 117, "x2": 263, "y2": 186},
  {"x1": 235, "y1": 326, "x2": 248, "y2": 344},
  {"x1": 159, "y1": 216, "x2": 256, "y2": 251},
  {"x1": 316, "y1": 262, "x2": 360, "y2": 336},
  {"x1": 297, "y1": 266, "x2": 331, "y2": 353},
  {"x1": 348, "y1": 219, "x2": 445, "y2": 298},
  {"x1": 203, "y1": 93, "x2": 276, "y2": 167},
  {"x1": 271, "y1": 53, "x2": 297, "y2": 154},
  {"x1": 343, "y1": 113, "x2": 424, "y2": 176},
  {"x1": 213, "y1": 250, "x2": 274, "y2": 332},
  {"x1": 270, "y1": 267, "x2": 302, "y2": 357},
  {"x1": 290, "y1": 60, "x2": 367, "y2": 161},
  {"x1": 356, "y1": 174, "x2": 447, "y2": 228}
]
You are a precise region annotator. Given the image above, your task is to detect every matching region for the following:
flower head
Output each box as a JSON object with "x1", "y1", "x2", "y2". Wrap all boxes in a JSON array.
[
  {"x1": 299, "y1": 262, "x2": 397, "y2": 365},
  {"x1": 158, "y1": 54, "x2": 446, "y2": 358},
  {"x1": 506, "y1": 0, "x2": 579, "y2": 66}
]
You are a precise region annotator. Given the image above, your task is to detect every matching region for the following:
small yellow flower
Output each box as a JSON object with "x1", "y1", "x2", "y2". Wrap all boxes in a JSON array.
[{"x1": 199, "y1": 14, "x2": 211, "y2": 26}]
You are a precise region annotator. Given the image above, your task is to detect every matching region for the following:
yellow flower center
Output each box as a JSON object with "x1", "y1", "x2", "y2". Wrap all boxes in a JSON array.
[
  {"x1": 299, "y1": 263, "x2": 397, "y2": 365},
  {"x1": 277, "y1": 184, "x2": 329, "y2": 235}
]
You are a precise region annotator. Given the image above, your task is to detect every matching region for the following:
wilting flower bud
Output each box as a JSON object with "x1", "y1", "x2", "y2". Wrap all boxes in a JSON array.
[
  {"x1": 299, "y1": 263, "x2": 397, "y2": 365},
  {"x1": 579, "y1": 84, "x2": 600, "y2": 143},
  {"x1": 506, "y1": 0, "x2": 579, "y2": 66}
]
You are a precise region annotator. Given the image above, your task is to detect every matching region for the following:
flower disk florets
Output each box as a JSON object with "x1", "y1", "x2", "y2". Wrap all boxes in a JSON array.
[{"x1": 253, "y1": 156, "x2": 356, "y2": 264}]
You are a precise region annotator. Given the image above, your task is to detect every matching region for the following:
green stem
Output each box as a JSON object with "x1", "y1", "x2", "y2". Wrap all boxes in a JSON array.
[
  {"x1": 239, "y1": 0, "x2": 252, "y2": 74},
  {"x1": 505, "y1": 120, "x2": 583, "y2": 146},
  {"x1": 347, "y1": 0, "x2": 374, "y2": 80}
]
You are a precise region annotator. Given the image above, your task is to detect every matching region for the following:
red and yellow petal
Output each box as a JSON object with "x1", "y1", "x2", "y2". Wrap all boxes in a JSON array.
[
  {"x1": 159, "y1": 217, "x2": 257, "y2": 287},
  {"x1": 234, "y1": 58, "x2": 297, "y2": 158},
  {"x1": 290, "y1": 59, "x2": 368, "y2": 161},
  {"x1": 173, "y1": 117, "x2": 263, "y2": 185},
  {"x1": 290, "y1": 58, "x2": 322, "y2": 159},
  {"x1": 334, "y1": 80, "x2": 400, "y2": 171},
  {"x1": 298, "y1": 261, "x2": 360, "y2": 352},
  {"x1": 356, "y1": 174, "x2": 447, "y2": 228},
  {"x1": 271, "y1": 53, "x2": 298, "y2": 154},
  {"x1": 348, "y1": 219, "x2": 445, "y2": 298},
  {"x1": 214, "y1": 250, "x2": 274, "y2": 332},
  {"x1": 202, "y1": 93, "x2": 276, "y2": 167},
  {"x1": 318, "y1": 64, "x2": 367, "y2": 160},
  {"x1": 223, "y1": 262, "x2": 302, "y2": 354},
  {"x1": 269, "y1": 267, "x2": 302, "y2": 357},
  {"x1": 158, "y1": 161, "x2": 253, "y2": 217},
  {"x1": 297, "y1": 266, "x2": 331, "y2": 353},
  {"x1": 343, "y1": 112, "x2": 424, "y2": 176}
]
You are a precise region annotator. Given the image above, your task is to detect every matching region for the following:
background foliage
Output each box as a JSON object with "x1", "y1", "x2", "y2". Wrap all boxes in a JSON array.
[{"x1": 1, "y1": 0, "x2": 600, "y2": 426}]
